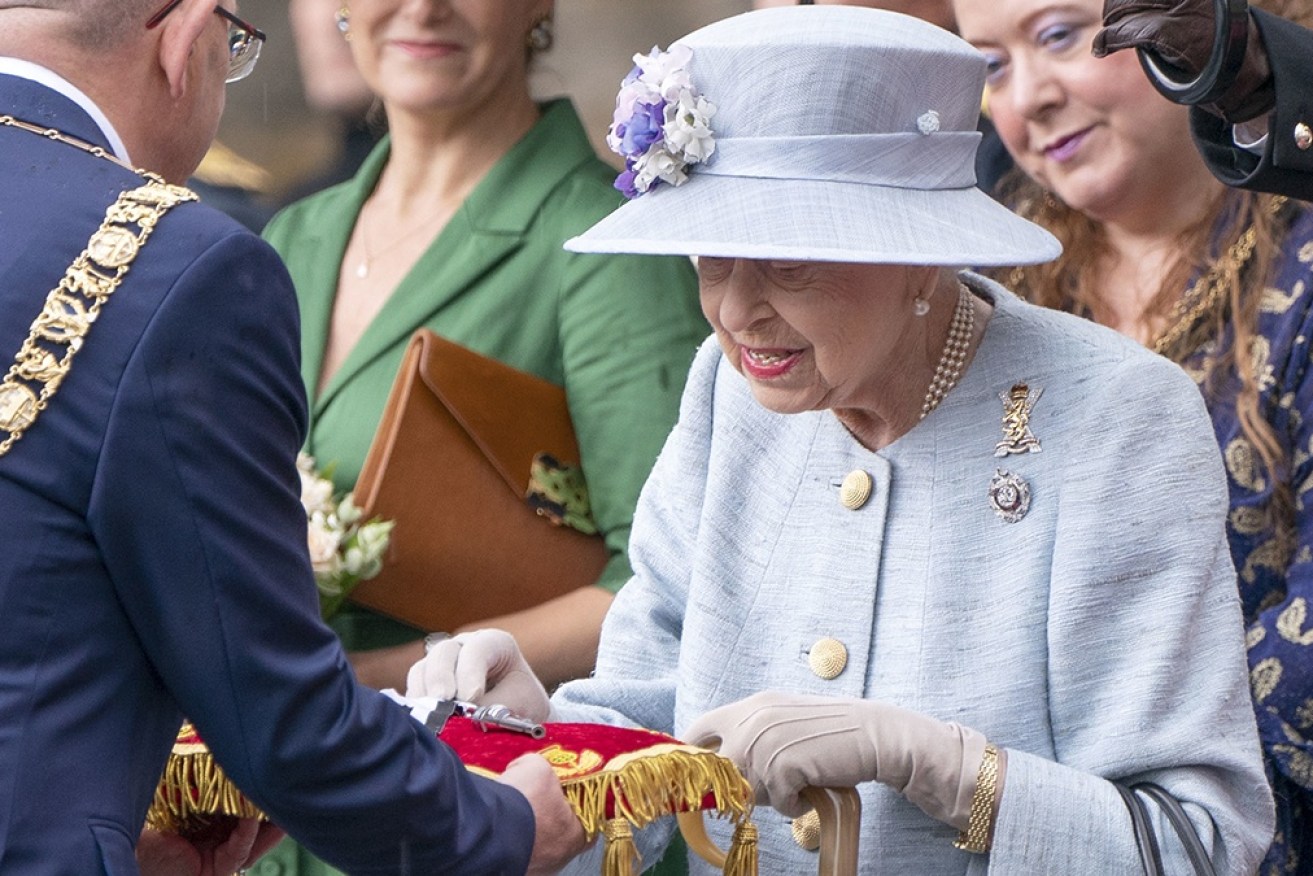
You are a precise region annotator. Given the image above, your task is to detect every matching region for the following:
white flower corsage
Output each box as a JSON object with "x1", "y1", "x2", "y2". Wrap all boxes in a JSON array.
[
  {"x1": 297, "y1": 452, "x2": 395, "y2": 619},
  {"x1": 607, "y1": 43, "x2": 717, "y2": 199}
]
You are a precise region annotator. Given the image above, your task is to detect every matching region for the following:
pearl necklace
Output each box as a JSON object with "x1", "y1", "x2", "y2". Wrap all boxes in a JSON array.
[{"x1": 920, "y1": 283, "x2": 975, "y2": 420}]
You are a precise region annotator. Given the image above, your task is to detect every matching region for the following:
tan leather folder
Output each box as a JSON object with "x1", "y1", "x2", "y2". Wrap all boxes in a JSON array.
[{"x1": 351, "y1": 329, "x2": 608, "y2": 632}]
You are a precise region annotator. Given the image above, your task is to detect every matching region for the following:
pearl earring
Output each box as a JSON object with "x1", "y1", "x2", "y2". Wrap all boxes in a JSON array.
[
  {"x1": 527, "y1": 16, "x2": 553, "y2": 53},
  {"x1": 913, "y1": 297, "x2": 931, "y2": 317},
  {"x1": 335, "y1": 5, "x2": 351, "y2": 40}
]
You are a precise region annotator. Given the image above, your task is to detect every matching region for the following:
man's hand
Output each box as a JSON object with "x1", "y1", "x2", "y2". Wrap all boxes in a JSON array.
[
  {"x1": 137, "y1": 818, "x2": 285, "y2": 876},
  {"x1": 498, "y1": 754, "x2": 591, "y2": 875},
  {"x1": 1094, "y1": 0, "x2": 1217, "y2": 72},
  {"x1": 406, "y1": 629, "x2": 551, "y2": 722},
  {"x1": 1094, "y1": 0, "x2": 1274, "y2": 120}
]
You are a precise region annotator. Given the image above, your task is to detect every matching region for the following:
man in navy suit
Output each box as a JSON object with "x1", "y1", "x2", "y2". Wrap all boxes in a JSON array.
[
  {"x1": 1096, "y1": 0, "x2": 1313, "y2": 201},
  {"x1": 0, "y1": 1, "x2": 584, "y2": 873}
]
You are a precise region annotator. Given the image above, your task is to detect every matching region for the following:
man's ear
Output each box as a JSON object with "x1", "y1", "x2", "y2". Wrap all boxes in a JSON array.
[{"x1": 157, "y1": 0, "x2": 216, "y2": 100}]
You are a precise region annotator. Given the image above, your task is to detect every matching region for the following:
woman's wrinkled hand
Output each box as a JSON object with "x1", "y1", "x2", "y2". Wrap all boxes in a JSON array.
[{"x1": 684, "y1": 690, "x2": 990, "y2": 829}]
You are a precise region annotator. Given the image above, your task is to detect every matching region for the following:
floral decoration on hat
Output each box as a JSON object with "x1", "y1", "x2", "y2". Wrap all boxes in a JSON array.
[{"x1": 607, "y1": 44, "x2": 717, "y2": 199}]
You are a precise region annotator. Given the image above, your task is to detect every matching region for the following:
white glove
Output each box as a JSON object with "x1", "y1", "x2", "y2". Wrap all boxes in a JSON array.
[
  {"x1": 405, "y1": 629, "x2": 552, "y2": 723},
  {"x1": 684, "y1": 690, "x2": 991, "y2": 827}
]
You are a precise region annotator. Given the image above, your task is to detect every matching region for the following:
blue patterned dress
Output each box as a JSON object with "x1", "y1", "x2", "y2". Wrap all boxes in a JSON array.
[{"x1": 1180, "y1": 205, "x2": 1313, "y2": 875}]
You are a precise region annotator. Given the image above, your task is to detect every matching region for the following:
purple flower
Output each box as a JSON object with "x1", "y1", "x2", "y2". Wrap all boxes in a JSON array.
[
  {"x1": 619, "y1": 100, "x2": 665, "y2": 158},
  {"x1": 614, "y1": 168, "x2": 640, "y2": 200},
  {"x1": 621, "y1": 64, "x2": 642, "y2": 87}
]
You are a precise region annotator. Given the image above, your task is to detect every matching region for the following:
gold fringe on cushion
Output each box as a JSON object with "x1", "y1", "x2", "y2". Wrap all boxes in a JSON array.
[
  {"x1": 560, "y1": 744, "x2": 753, "y2": 837},
  {"x1": 602, "y1": 817, "x2": 640, "y2": 876},
  {"x1": 557, "y1": 743, "x2": 756, "y2": 875},
  {"x1": 146, "y1": 723, "x2": 264, "y2": 836},
  {"x1": 724, "y1": 820, "x2": 759, "y2": 876}
]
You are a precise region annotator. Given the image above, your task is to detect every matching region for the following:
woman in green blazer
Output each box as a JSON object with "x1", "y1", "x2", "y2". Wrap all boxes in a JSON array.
[
  {"x1": 256, "y1": 3, "x2": 703, "y2": 874},
  {"x1": 262, "y1": 3, "x2": 704, "y2": 692}
]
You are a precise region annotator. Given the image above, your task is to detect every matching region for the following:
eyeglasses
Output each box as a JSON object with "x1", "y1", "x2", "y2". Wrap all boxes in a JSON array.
[{"x1": 145, "y1": 0, "x2": 266, "y2": 83}]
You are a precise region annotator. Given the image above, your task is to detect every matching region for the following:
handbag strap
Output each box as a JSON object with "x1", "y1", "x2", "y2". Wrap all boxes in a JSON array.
[
  {"x1": 1116, "y1": 782, "x2": 1164, "y2": 875},
  {"x1": 1133, "y1": 782, "x2": 1218, "y2": 876},
  {"x1": 1115, "y1": 781, "x2": 1218, "y2": 876}
]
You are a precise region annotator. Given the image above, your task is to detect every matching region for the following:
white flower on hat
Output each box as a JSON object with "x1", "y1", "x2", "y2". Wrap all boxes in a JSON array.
[
  {"x1": 664, "y1": 91, "x2": 717, "y2": 163},
  {"x1": 607, "y1": 43, "x2": 716, "y2": 199},
  {"x1": 634, "y1": 43, "x2": 695, "y2": 100},
  {"x1": 634, "y1": 147, "x2": 688, "y2": 192}
]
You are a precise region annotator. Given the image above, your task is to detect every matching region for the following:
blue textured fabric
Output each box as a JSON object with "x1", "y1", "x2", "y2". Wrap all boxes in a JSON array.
[
  {"x1": 1177, "y1": 205, "x2": 1313, "y2": 876},
  {"x1": 554, "y1": 276, "x2": 1273, "y2": 874}
]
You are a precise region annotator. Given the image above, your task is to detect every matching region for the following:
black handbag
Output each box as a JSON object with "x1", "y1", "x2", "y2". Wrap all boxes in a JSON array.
[{"x1": 1115, "y1": 782, "x2": 1218, "y2": 876}]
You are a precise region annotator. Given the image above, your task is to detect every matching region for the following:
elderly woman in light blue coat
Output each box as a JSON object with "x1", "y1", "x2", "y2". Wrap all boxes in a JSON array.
[{"x1": 407, "y1": 7, "x2": 1274, "y2": 874}]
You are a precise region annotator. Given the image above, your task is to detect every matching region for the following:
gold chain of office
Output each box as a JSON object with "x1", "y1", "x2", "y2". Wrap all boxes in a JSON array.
[
  {"x1": 0, "y1": 115, "x2": 197, "y2": 457},
  {"x1": 1151, "y1": 195, "x2": 1289, "y2": 358}
]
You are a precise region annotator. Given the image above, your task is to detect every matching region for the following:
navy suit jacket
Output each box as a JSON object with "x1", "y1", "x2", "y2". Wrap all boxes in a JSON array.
[
  {"x1": 0, "y1": 73, "x2": 533, "y2": 874},
  {"x1": 1190, "y1": 9, "x2": 1313, "y2": 200}
]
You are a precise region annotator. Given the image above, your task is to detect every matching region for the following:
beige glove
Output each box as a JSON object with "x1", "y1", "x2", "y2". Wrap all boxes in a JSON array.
[
  {"x1": 405, "y1": 629, "x2": 552, "y2": 723},
  {"x1": 684, "y1": 690, "x2": 993, "y2": 829}
]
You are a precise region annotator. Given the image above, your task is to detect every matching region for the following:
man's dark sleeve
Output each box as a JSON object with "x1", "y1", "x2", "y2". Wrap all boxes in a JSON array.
[{"x1": 1189, "y1": 9, "x2": 1313, "y2": 199}]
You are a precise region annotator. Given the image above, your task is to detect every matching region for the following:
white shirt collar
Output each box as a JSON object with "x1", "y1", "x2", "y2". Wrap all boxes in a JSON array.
[{"x1": 0, "y1": 57, "x2": 133, "y2": 163}]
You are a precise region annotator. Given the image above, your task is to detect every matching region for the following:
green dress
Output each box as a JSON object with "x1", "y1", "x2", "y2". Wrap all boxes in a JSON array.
[{"x1": 255, "y1": 99, "x2": 705, "y2": 875}]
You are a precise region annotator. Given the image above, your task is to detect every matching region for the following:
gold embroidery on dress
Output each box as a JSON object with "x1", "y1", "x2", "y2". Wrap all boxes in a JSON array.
[
  {"x1": 1247, "y1": 625, "x2": 1267, "y2": 649},
  {"x1": 1296, "y1": 698, "x2": 1313, "y2": 731},
  {"x1": 1272, "y1": 744, "x2": 1313, "y2": 787},
  {"x1": 1252, "y1": 656, "x2": 1283, "y2": 702},
  {"x1": 1261, "y1": 283, "x2": 1300, "y2": 314},
  {"x1": 1277, "y1": 598, "x2": 1313, "y2": 645},
  {"x1": 1242, "y1": 539, "x2": 1285, "y2": 584},
  {"x1": 1230, "y1": 506, "x2": 1268, "y2": 535},
  {"x1": 1226, "y1": 438, "x2": 1267, "y2": 492},
  {"x1": 1297, "y1": 468, "x2": 1313, "y2": 512},
  {"x1": 1259, "y1": 589, "x2": 1288, "y2": 614},
  {"x1": 1251, "y1": 335, "x2": 1276, "y2": 393}
]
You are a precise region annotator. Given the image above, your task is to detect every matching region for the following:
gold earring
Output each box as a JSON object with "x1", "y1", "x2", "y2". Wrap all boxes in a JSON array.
[
  {"x1": 335, "y1": 5, "x2": 351, "y2": 41},
  {"x1": 527, "y1": 16, "x2": 553, "y2": 53}
]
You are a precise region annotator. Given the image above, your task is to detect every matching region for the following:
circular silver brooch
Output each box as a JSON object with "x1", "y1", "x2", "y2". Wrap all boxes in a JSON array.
[{"x1": 989, "y1": 469, "x2": 1031, "y2": 523}]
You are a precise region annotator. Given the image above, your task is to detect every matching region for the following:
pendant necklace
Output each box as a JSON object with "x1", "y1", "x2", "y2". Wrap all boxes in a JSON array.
[{"x1": 352, "y1": 197, "x2": 452, "y2": 280}]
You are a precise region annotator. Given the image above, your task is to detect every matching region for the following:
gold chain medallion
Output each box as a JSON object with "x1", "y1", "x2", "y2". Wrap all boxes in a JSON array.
[{"x1": 0, "y1": 116, "x2": 197, "y2": 456}]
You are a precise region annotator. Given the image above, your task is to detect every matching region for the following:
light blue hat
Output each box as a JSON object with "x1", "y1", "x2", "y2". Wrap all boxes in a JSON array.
[{"x1": 566, "y1": 6, "x2": 1059, "y2": 266}]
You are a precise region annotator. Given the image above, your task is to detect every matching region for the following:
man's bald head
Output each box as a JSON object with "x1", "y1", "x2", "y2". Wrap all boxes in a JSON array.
[{"x1": 0, "y1": 0, "x2": 157, "y2": 52}]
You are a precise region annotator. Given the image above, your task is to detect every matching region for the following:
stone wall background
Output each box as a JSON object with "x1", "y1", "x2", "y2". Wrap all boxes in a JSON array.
[{"x1": 221, "y1": 0, "x2": 748, "y2": 199}]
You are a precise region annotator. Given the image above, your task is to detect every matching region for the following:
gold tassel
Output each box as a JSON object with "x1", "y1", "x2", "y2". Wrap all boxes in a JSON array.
[
  {"x1": 723, "y1": 820, "x2": 759, "y2": 876},
  {"x1": 559, "y1": 745, "x2": 753, "y2": 838},
  {"x1": 602, "y1": 817, "x2": 640, "y2": 876},
  {"x1": 146, "y1": 724, "x2": 263, "y2": 837}
]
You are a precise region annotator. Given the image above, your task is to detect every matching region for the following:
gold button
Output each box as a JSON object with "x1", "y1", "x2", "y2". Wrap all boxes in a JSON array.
[
  {"x1": 808, "y1": 637, "x2": 848, "y2": 680},
  {"x1": 791, "y1": 809, "x2": 821, "y2": 851},
  {"x1": 1295, "y1": 122, "x2": 1312, "y2": 151},
  {"x1": 839, "y1": 470, "x2": 872, "y2": 509}
]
